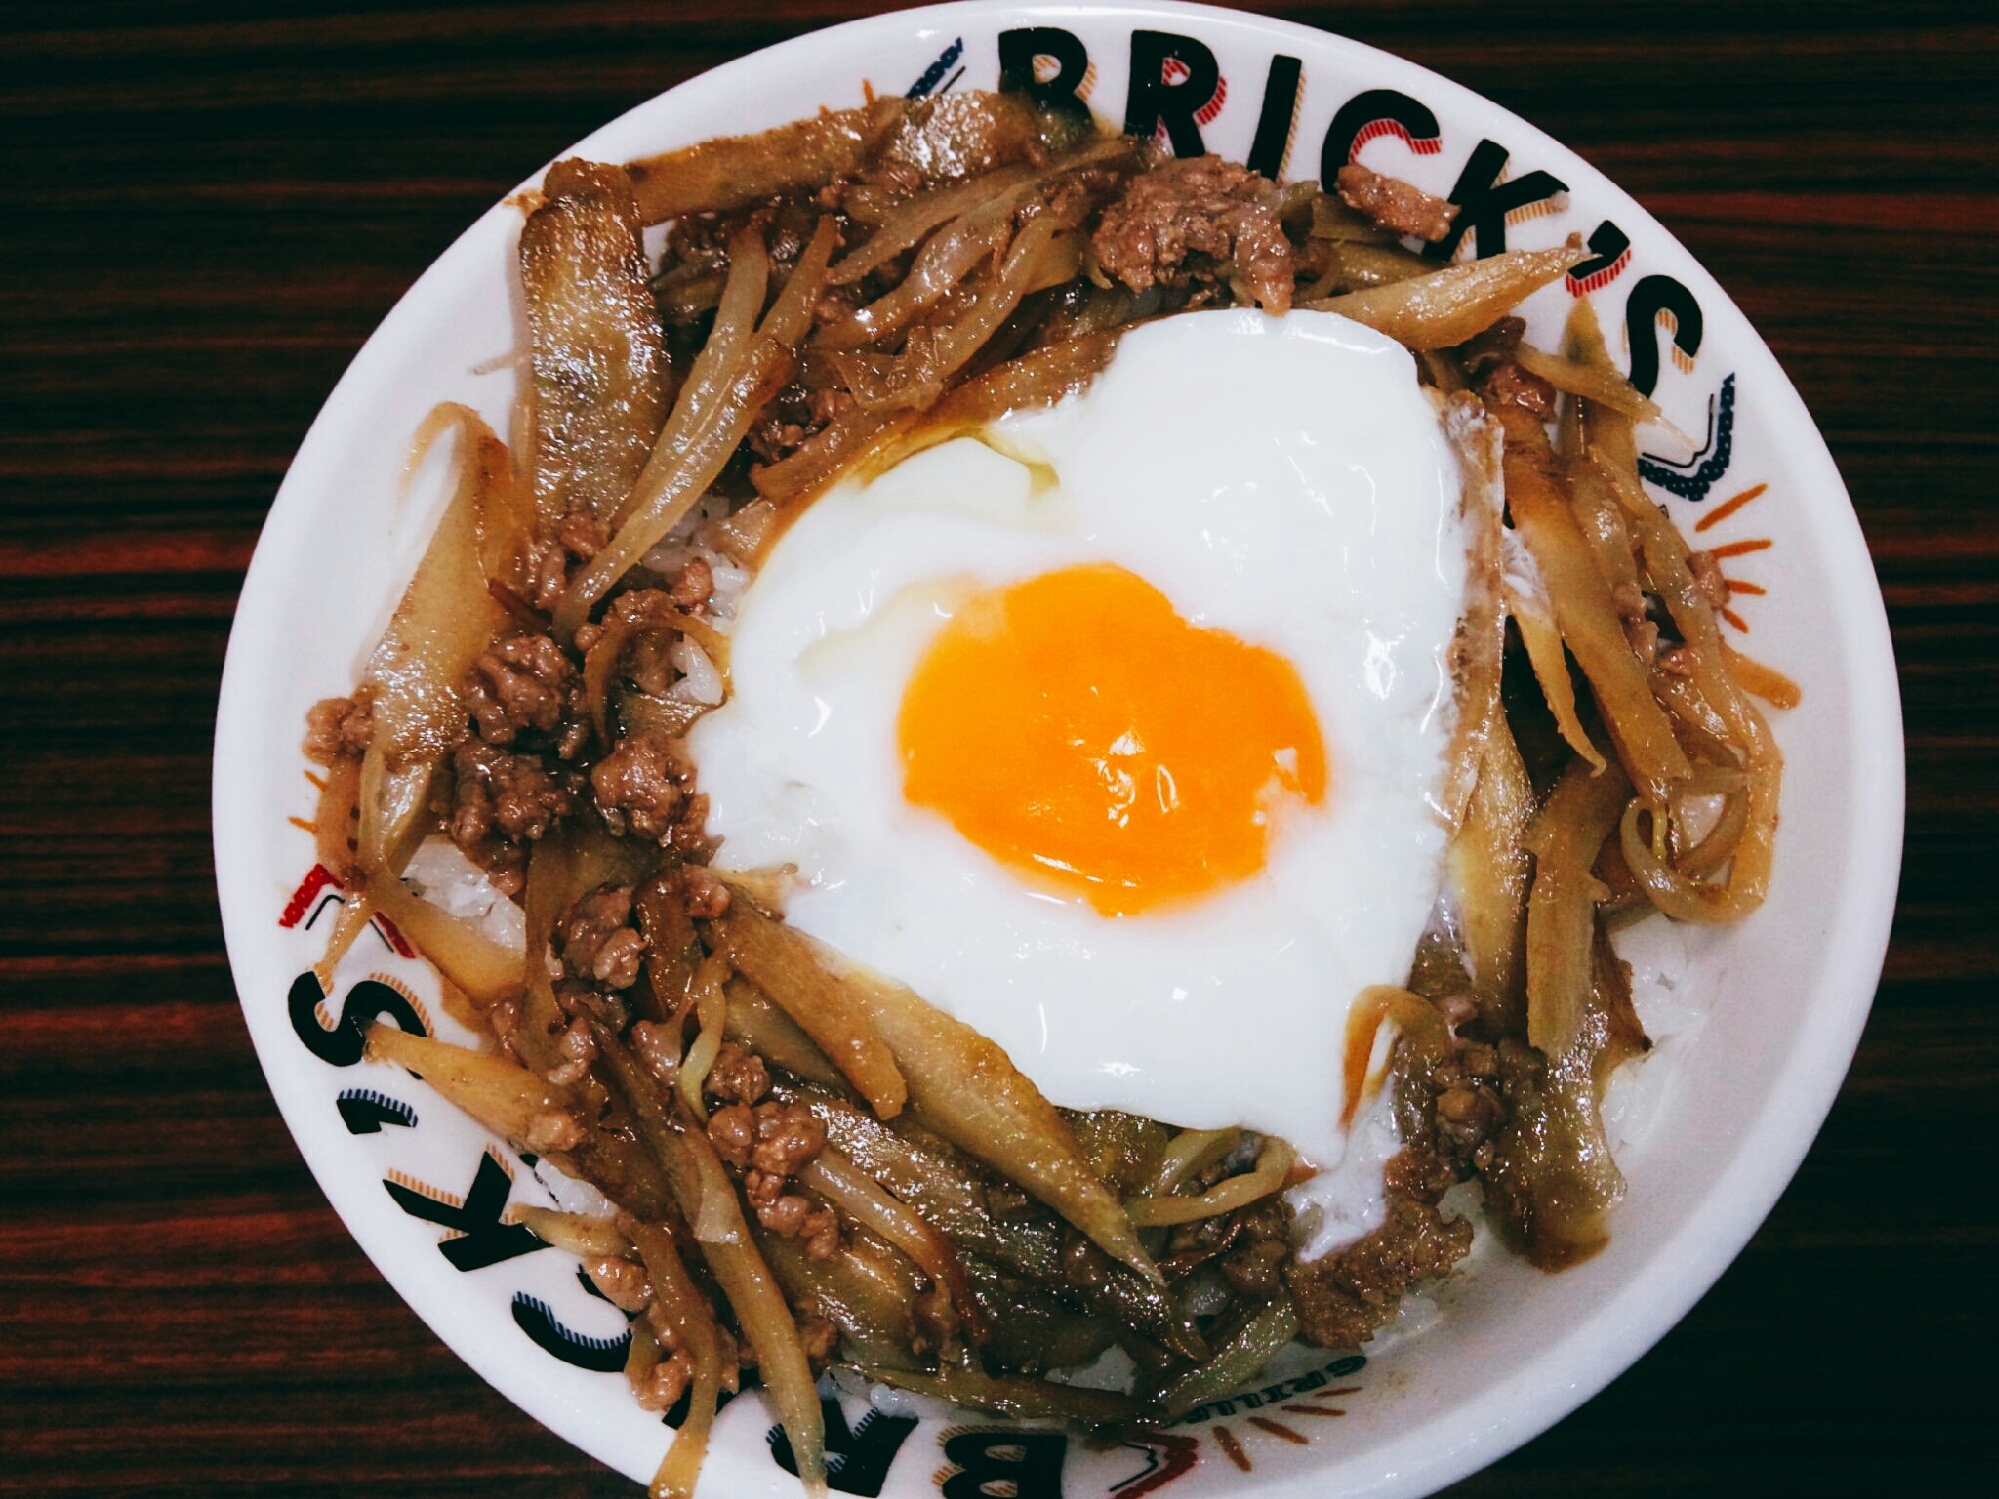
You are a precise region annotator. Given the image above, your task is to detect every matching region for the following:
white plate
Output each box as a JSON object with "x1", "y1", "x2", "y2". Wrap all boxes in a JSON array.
[{"x1": 212, "y1": 5, "x2": 1903, "y2": 1495}]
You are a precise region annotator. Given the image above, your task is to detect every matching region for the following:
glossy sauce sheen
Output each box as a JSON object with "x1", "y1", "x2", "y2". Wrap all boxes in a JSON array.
[{"x1": 691, "y1": 310, "x2": 1466, "y2": 1171}]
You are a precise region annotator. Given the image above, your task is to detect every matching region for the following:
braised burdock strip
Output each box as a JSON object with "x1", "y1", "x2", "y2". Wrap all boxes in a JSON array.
[{"x1": 295, "y1": 92, "x2": 1796, "y2": 1494}]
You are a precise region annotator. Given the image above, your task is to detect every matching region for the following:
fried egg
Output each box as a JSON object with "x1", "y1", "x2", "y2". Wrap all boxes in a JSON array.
[{"x1": 689, "y1": 308, "x2": 1465, "y2": 1176}]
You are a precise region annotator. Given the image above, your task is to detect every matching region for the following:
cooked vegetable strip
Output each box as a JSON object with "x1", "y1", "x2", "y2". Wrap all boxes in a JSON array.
[
  {"x1": 514, "y1": 1207, "x2": 632, "y2": 1258},
  {"x1": 1303, "y1": 245, "x2": 1586, "y2": 349},
  {"x1": 1525, "y1": 758, "x2": 1633, "y2": 1055},
  {"x1": 675, "y1": 954, "x2": 731, "y2": 1121},
  {"x1": 1515, "y1": 341, "x2": 1661, "y2": 425},
  {"x1": 759, "y1": 1228, "x2": 922, "y2": 1371},
  {"x1": 720, "y1": 979, "x2": 847, "y2": 1090},
  {"x1": 561, "y1": 221, "x2": 837, "y2": 638},
  {"x1": 363, "y1": 1024, "x2": 572, "y2": 1149},
  {"x1": 1434, "y1": 395, "x2": 1508, "y2": 832},
  {"x1": 311, "y1": 887, "x2": 377, "y2": 995},
  {"x1": 829, "y1": 165, "x2": 1039, "y2": 286},
  {"x1": 797, "y1": 1150, "x2": 988, "y2": 1340},
  {"x1": 1446, "y1": 714, "x2": 1534, "y2": 1033},
  {"x1": 819, "y1": 182, "x2": 1038, "y2": 349},
  {"x1": 592, "y1": 1026, "x2": 829, "y2": 1498},
  {"x1": 369, "y1": 876, "x2": 524, "y2": 1005},
  {"x1": 710, "y1": 903, "x2": 908, "y2": 1117},
  {"x1": 773, "y1": 1079, "x2": 1207, "y2": 1361},
  {"x1": 626, "y1": 1218, "x2": 726, "y2": 1499},
  {"x1": 625, "y1": 99, "x2": 907, "y2": 223},
  {"x1": 1506, "y1": 569, "x2": 1606, "y2": 771},
  {"x1": 612, "y1": 226, "x2": 769, "y2": 535},
  {"x1": 1339, "y1": 987, "x2": 1453, "y2": 1131},
  {"x1": 1150, "y1": 1295, "x2": 1300, "y2": 1415},
  {"x1": 815, "y1": 944, "x2": 1159, "y2": 1282},
  {"x1": 1139, "y1": 1127, "x2": 1238, "y2": 1200},
  {"x1": 918, "y1": 331, "x2": 1120, "y2": 437},
  {"x1": 520, "y1": 160, "x2": 671, "y2": 526},
  {"x1": 312, "y1": 753, "x2": 361, "y2": 881},
  {"x1": 1125, "y1": 1137, "x2": 1296, "y2": 1227},
  {"x1": 1491, "y1": 400, "x2": 1690, "y2": 802},
  {"x1": 854, "y1": 1363, "x2": 1140, "y2": 1426},
  {"x1": 356, "y1": 410, "x2": 513, "y2": 874}
]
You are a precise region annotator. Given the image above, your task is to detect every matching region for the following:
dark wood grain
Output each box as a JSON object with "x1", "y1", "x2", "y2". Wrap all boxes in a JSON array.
[{"x1": 3, "y1": 3, "x2": 1992, "y2": 1493}]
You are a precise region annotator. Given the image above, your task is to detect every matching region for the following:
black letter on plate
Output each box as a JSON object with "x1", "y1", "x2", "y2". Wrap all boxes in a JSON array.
[
  {"x1": 510, "y1": 1292, "x2": 631, "y2": 1372},
  {"x1": 998, "y1": 27, "x2": 1090, "y2": 118},
  {"x1": 1246, "y1": 55, "x2": 1303, "y2": 180},
  {"x1": 1425, "y1": 140, "x2": 1567, "y2": 262},
  {"x1": 1123, "y1": 30, "x2": 1220, "y2": 158},
  {"x1": 939, "y1": 1431, "x2": 1068, "y2": 1499},
  {"x1": 1567, "y1": 220, "x2": 1631, "y2": 292},
  {"x1": 769, "y1": 1399, "x2": 918, "y2": 1497},
  {"x1": 1321, "y1": 88, "x2": 1441, "y2": 181},
  {"x1": 1623, "y1": 273, "x2": 1704, "y2": 397},
  {"x1": 289, "y1": 971, "x2": 423, "y2": 1066},
  {"x1": 384, "y1": 1151, "x2": 547, "y2": 1272},
  {"x1": 336, "y1": 1087, "x2": 417, "y2": 1134}
]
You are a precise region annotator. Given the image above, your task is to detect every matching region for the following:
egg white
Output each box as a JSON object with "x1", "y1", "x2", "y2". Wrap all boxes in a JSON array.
[{"x1": 689, "y1": 309, "x2": 1466, "y2": 1172}]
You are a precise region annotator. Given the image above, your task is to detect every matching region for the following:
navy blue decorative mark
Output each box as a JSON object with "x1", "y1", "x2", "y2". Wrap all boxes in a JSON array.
[
  {"x1": 907, "y1": 36, "x2": 964, "y2": 100},
  {"x1": 385, "y1": 1151, "x2": 548, "y2": 1272},
  {"x1": 939, "y1": 1430, "x2": 1068, "y2": 1499},
  {"x1": 997, "y1": 27, "x2": 1091, "y2": 117},
  {"x1": 1322, "y1": 89, "x2": 1443, "y2": 180},
  {"x1": 1624, "y1": 273, "x2": 1704, "y2": 397},
  {"x1": 1245, "y1": 55, "x2": 1302, "y2": 180},
  {"x1": 769, "y1": 1398, "x2": 919, "y2": 1497},
  {"x1": 1425, "y1": 140, "x2": 1568, "y2": 262},
  {"x1": 336, "y1": 1086, "x2": 417, "y2": 1134},
  {"x1": 1122, "y1": 30, "x2": 1220, "y2": 158},
  {"x1": 511, "y1": 1291, "x2": 631, "y2": 1372},
  {"x1": 1641, "y1": 375, "x2": 1736, "y2": 502},
  {"x1": 1568, "y1": 220, "x2": 1632, "y2": 294},
  {"x1": 289, "y1": 971, "x2": 424, "y2": 1066}
]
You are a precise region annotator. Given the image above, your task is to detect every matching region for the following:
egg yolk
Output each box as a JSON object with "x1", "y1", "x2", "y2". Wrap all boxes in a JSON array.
[{"x1": 897, "y1": 563, "x2": 1327, "y2": 916}]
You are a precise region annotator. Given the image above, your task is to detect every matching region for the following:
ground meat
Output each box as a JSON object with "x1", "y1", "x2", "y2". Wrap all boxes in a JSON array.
[
  {"x1": 684, "y1": 866, "x2": 731, "y2": 919},
  {"x1": 1334, "y1": 162, "x2": 1458, "y2": 242},
  {"x1": 450, "y1": 739, "x2": 586, "y2": 894},
  {"x1": 1091, "y1": 154, "x2": 1293, "y2": 313},
  {"x1": 592, "y1": 731, "x2": 691, "y2": 841},
  {"x1": 704, "y1": 1041, "x2": 768, "y2": 1106},
  {"x1": 585, "y1": 1255, "x2": 652, "y2": 1313},
  {"x1": 303, "y1": 696, "x2": 373, "y2": 764},
  {"x1": 527, "y1": 508, "x2": 611, "y2": 613},
  {"x1": 545, "y1": 1015, "x2": 598, "y2": 1087},
  {"x1": 748, "y1": 1102, "x2": 826, "y2": 1178},
  {"x1": 630, "y1": 1019, "x2": 681, "y2": 1086},
  {"x1": 1687, "y1": 548, "x2": 1731, "y2": 611},
  {"x1": 523, "y1": 1108, "x2": 585, "y2": 1154},
  {"x1": 557, "y1": 883, "x2": 646, "y2": 990},
  {"x1": 1218, "y1": 1199, "x2": 1292, "y2": 1296},
  {"x1": 1284, "y1": 1192, "x2": 1474, "y2": 1349},
  {"x1": 668, "y1": 556, "x2": 714, "y2": 611},
  {"x1": 464, "y1": 632, "x2": 582, "y2": 751},
  {"x1": 634, "y1": 1349, "x2": 696, "y2": 1412},
  {"x1": 1479, "y1": 360, "x2": 1558, "y2": 421},
  {"x1": 754, "y1": 1192, "x2": 839, "y2": 1259},
  {"x1": 707, "y1": 1103, "x2": 756, "y2": 1169}
]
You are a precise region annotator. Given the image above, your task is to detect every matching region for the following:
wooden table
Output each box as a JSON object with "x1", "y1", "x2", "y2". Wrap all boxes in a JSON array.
[{"x1": 4, "y1": 3, "x2": 1990, "y2": 1492}]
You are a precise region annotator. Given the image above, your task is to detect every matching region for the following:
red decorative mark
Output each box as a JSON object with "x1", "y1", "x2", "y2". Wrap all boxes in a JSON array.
[
  {"x1": 1696, "y1": 482, "x2": 1767, "y2": 532},
  {"x1": 1567, "y1": 246, "x2": 1631, "y2": 297},
  {"x1": 1721, "y1": 606, "x2": 1750, "y2": 633},
  {"x1": 1708, "y1": 537, "x2": 1773, "y2": 560},
  {"x1": 1211, "y1": 1427, "x2": 1250, "y2": 1473},
  {"x1": 1352, "y1": 117, "x2": 1443, "y2": 156},
  {"x1": 1246, "y1": 1417, "x2": 1309, "y2": 1445},
  {"x1": 280, "y1": 864, "x2": 341, "y2": 928},
  {"x1": 374, "y1": 910, "x2": 415, "y2": 958},
  {"x1": 287, "y1": 816, "x2": 316, "y2": 834},
  {"x1": 1280, "y1": 1404, "x2": 1346, "y2": 1418},
  {"x1": 1111, "y1": 1434, "x2": 1199, "y2": 1499},
  {"x1": 1724, "y1": 578, "x2": 1767, "y2": 596}
]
